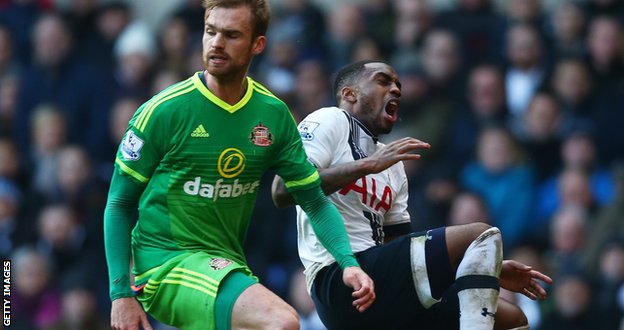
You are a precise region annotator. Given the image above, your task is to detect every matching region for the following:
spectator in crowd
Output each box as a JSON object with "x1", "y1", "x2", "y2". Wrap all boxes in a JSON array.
[
  {"x1": 435, "y1": 0, "x2": 505, "y2": 70},
  {"x1": 591, "y1": 239, "x2": 624, "y2": 329},
  {"x1": 504, "y1": 23, "x2": 548, "y2": 121},
  {"x1": 44, "y1": 286, "x2": 110, "y2": 330},
  {"x1": 547, "y1": 2, "x2": 586, "y2": 59},
  {"x1": 460, "y1": 125, "x2": 536, "y2": 249},
  {"x1": 511, "y1": 91, "x2": 563, "y2": 182},
  {"x1": 14, "y1": 13, "x2": 113, "y2": 166},
  {"x1": 170, "y1": 0, "x2": 204, "y2": 39},
  {"x1": 544, "y1": 204, "x2": 589, "y2": 275},
  {"x1": 0, "y1": 23, "x2": 20, "y2": 78},
  {"x1": 268, "y1": 0, "x2": 327, "y2": 63},
  {"x1": 539, "y1": 272, "x2": 598, "y2": 330},
  {"x1": 289, "y1": 59, "x2": 333, "y2": 122},
  {"x1": 80, "y1": 1, "x2": 132, "y2": 71},
  {"x1": 0, "y1": 0, "x2": 46, "y2": 67},
  {"x1": 0, "y1": 74, "x2": 19, "y2": 136},
  {"x1": 445, "y1": 63, "x2": 509, "y2": 169},
  {"x1": 505, "y1": 0, "x2": 545, "y2": 30},
  {"x1": 111, "y1": 21, "x2": 157, "y2": 101},
  {"x1": 360, "y1": 0, "x2": 395, "y2": 55},
  {"x1": 581, "y1": 162, "x2": 624, "y2": 271},
  {"x1": 0, "y1": 137, "x2": 25, "y2": 186},
  {"x1": 535, "y1": 129, "x2": 615, "y2": 227},
  {"x1": 447, "y1": 191, "x2": 490, "y2": 227},
  {"x1": 255, "y1": 34, "x2": 299, "y2": 99},
  {"x1": 51, "y1": 145, "x2": 107, "y2": 223},
  {"x1": 12, "y1": 246, "x2": 63, "y2": 329},
  {"x1": 390, "y1": 0, "x2": 434, "y2": 70},
  {"x1": 156, "y1": 14, "x2": 192, "y2": 76},
  {"x1": 585, "y1": 15, "x2": 623, "y2": 94},
  {"x1": 324, "y1": 3, "x2": 366, "y2": 72},
  {"x1": 27, "y1": 104, "x2": 67, "y2": 201},
  {"x1": 60, "y1": 0, "x2": 99, "y2": 52},
  {"x1": 35, "y1": 203, "x2": 97, "y2": 290},
  {"x1": 550, "y1": 57, "x2": 596, "y2": 129}
]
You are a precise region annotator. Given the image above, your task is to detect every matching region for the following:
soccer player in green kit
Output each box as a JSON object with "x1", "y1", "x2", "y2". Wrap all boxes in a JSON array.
[{"x1": 103, "y1": 1, "x2": 375, "y2": 329}]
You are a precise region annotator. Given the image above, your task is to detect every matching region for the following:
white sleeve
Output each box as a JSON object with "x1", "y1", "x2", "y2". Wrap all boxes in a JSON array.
[
  {"x1": 297, "y1": 107, "x2": 349, "y2": 169},
  {"x1": 383, "y1": 163, "x2": 411, "y2": 226}
]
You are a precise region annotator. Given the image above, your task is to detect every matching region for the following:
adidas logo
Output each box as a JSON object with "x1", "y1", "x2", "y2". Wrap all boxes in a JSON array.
[{"x1": 191, "y1": 124, "x2": 209, "y2": 138}]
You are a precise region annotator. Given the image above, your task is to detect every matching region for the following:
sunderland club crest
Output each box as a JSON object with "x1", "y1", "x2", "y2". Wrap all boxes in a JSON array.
[
  {"x1": 250, "y1": 122, "x2": 273, "y2": 146},
  {"x1": 209, "y1": 258, "x2": 233, "y2": 270}
]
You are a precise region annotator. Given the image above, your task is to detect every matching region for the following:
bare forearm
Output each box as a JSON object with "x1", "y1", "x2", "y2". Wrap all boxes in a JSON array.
[
  {"x1": 272, "y1": 158, "x2": 373, "y2": 208},
  {"x1": 319, "y1": 159, "x2": 372, "y2": 194}
]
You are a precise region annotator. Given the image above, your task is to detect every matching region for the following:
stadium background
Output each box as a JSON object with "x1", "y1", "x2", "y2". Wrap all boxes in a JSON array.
[{"x1": 1, "y1": 0, "x2": 623, "y2": 329}]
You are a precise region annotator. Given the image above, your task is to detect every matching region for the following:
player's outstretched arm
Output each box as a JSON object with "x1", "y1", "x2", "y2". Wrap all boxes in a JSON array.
[
  {"x1": 271, "y1": 137, "x2": 430, "y2": 208},
  {"x1": 499, "y1": 260, "x2": 553, "y2": 300},
  {"x1": 111, "y1": 297, "x2": 153, "y2": 330}
]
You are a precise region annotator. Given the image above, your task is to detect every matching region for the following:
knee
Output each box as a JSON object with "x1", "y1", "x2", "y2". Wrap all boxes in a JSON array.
[
  {"x1": 468, "y1": 222, "x2": 493, "y2": 238},
  {"x1": 268, "y1": 307, "x2": 300, "y2": 330},
  {"x1": 495, "y1": 302, "x2": 528, "y2": 330}
]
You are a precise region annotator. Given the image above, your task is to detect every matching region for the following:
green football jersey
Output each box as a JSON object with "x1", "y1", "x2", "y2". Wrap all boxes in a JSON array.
[{"x1": 115, "y1": 72, "x2": 319, "y2": 279}]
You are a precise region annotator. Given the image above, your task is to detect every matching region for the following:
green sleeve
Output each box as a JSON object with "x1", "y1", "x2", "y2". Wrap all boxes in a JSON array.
[
  {"x1": 291, "y1": 186, "x2": 360, "y2": 270},
  {"x1": 103, "y1": 168, "x2": 144, "y2": 300}
]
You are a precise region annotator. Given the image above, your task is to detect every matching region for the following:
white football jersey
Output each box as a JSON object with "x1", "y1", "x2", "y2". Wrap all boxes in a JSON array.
[{"x1": 296, "y1": 107, "x2": 411, "y2": 290}]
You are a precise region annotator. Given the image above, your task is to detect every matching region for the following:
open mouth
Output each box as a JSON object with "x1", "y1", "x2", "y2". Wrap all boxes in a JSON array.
[{"x1": 385, "y1": 99, "x2": 400, "y2": 121}]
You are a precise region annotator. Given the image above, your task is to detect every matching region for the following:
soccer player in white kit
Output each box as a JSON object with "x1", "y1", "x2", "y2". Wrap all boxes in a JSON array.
[{"x1": 272, "y1": 60, "x2": 552, "y2": 330}]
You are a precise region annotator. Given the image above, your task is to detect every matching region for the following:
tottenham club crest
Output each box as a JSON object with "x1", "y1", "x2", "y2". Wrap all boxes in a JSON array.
[
  {"x1": 250, "y1": 122, "x2": 273, "y2": 146},
  {"x1": 209, "y1": 258, "x2": 233, "y2": 270}
]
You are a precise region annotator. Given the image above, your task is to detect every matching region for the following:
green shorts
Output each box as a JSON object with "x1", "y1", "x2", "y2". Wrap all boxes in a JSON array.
[{"x1": 135, "y1": 252, "x2": 258, "y2": 330}]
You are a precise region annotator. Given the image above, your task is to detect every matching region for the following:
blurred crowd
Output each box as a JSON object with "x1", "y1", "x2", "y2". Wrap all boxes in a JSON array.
[{"x1": 1, "y1": 0, "x2": 623, "y2": 329}]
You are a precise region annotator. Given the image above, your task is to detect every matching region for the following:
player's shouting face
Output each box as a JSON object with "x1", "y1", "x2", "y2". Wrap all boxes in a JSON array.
[
  {"x1": 350, "y1": 62, "x2": 402, "y2": 136},
  {"x1": 202, "y1": 5, "x2": 266, "y2": 81}
]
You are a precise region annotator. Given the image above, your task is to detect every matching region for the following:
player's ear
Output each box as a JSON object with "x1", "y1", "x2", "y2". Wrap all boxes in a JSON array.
[
  {"x1": 341, "y1": 87, "x2": 357, "y2": 104},
  {"x1": 251, "y1": 36, "x2": 266, "y2": 55}
]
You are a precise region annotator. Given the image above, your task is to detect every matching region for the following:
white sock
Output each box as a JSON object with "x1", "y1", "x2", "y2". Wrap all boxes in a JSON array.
[{"x1": 456, "y1": 227, "x2": 503, "y2": 330}]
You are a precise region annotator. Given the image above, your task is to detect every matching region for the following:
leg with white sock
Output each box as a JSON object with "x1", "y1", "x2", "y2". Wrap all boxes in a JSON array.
[{"x1": 446, "y1": 223, "x2": 503, "y2": 330}]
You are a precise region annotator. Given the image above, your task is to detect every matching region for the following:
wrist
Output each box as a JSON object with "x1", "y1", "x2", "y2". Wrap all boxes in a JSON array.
[{"x1": 338, "y1": 255, "x2": 360, "y2": 270}]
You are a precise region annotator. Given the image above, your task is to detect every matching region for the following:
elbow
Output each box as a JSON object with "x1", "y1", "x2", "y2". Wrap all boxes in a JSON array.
[
  {"x1": 270, "y1": 175, "x2": 290, "y2": 208},
  {"x1": 271, "y1": 193, "x2": 287, "y2": 208}
]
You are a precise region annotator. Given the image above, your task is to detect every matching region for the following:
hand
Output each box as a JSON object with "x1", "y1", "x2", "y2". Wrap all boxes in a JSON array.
[
  {"x1": 499, "y1": 260, "x2": 553, "y2": 300},
  {"x1": 342, "y1": 266, "x2": 376, "y2": 313},
  {"x1": 111, "y1": 297, "x2": 153, "y2": 330},
  {"x1": 367, "y1": 137, "x2": 430, "y2": 173}
]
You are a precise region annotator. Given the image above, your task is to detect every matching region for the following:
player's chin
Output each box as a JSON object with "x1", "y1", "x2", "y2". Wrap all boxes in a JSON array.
[{"x1": 379, "y1": 125, "x2": 393, "y2": 135}]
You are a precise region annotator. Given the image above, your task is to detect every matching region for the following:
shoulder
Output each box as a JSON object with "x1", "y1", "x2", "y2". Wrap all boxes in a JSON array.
[
  {"x1": 304, "y1": 106, "x2": 347, "y2": 122},
  {"x1": 298, "y1": 107, "x2": 349, "y2": 141},
  {"x1": 132, "y1": 76, "x2": 196, "y2": 131},
  {"x1": 249, "y1": 78, "x2": 290, "y2": 112}
]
